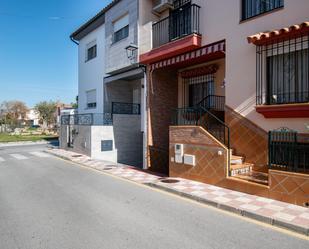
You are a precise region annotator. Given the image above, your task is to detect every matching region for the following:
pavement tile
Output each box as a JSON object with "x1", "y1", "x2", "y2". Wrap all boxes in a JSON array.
[
  {"x1": 235, "y1": 197, "x2": 253, "y2": 203},
  {"x1": 264, "y1": 204, "x2": 285, "y2": 212},
  {"x1": 256, "y1": 197, "x2": 274, "y2": 204},
  {"x1": 291, "y1": 217, "x2": 309, "y2": 227},
  {"x1": 225, "y1": 200, "x2": 245, "y2": 209},
  {"x1": 299, "y1": 213, "x2": 309, "y2": 219},
  {"x1": 214, "y1": 196, "x2": 231, "y2": 203},
  {"x1": 273, "y1": 212, "x2": 296, "y2": 222},
  {"x1": 255, "y1": 208, "x2": 277, "y2": 217},
  {"x1": 240, "y1": 204, "x2": 262, "y2": 211}
]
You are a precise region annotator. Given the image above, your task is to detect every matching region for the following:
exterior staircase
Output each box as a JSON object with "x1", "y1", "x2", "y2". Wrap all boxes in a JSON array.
[{"x1": 229, "y1": 151, "x2": 269, "y2": 186}]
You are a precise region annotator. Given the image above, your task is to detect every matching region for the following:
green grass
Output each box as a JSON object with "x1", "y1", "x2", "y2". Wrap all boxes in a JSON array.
[{"x1": 0, "y1": 133, "x2": 58, "y2": 143}]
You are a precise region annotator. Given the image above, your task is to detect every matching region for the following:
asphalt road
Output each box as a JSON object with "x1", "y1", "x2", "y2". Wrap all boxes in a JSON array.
[{"x1": 0, "y1": 144, "x2": 308, "y2": 249}]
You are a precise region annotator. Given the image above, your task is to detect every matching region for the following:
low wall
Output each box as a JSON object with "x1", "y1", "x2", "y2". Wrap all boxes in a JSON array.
[
  {"x1": 59, "y1": 125, "x2": 91, "y2": 157},
  {"x1": 60, "y1": 125, "x2": 117, "y2": 162},
  {"x1": 269, "y1": 170, "x2": 309, "y2": 206},
  {"x1": 91, "y1": 126, "x2": 117, "y2": 163},
  {"x1": 169, "y1": 126, "x2": 228, "y2": 185}
]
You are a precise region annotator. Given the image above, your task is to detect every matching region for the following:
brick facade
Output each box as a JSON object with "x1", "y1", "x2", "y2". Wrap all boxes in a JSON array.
[{"x1": 147, "y1": 68, "x2": 178, "y2": 174}]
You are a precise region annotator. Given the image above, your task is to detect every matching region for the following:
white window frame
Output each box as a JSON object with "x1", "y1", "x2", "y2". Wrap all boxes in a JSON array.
[{"x1": 86, "y1": 89, "x2": 97, "y2": 109}]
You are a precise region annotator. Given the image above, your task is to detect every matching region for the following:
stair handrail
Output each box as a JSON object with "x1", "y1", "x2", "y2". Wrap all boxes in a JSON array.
[
  {"x1": 199, "y1": 106, "x2": 230, "y2": 149},
  {"x1": 196, "y1": 95, "x2": 225, "y2": 111}
]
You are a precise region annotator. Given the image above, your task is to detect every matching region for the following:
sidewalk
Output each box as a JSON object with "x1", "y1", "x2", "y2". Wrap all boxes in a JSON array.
[
  {"x1": 0, "y1": 139, "x2": 58, "y2": 147},
  {"x1": 46, "y1": 148, "x2": 309, "y2": 236}
]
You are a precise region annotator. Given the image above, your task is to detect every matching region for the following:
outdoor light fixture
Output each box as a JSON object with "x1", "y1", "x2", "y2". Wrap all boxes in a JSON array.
[{"x1": 125, "y1": 44, "x2": 138, "y2": 61}]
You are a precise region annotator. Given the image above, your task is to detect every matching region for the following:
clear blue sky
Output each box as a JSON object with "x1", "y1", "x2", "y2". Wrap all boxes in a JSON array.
[{"x1": 0, "y1": 0, "x2": 112, "y2": 108}]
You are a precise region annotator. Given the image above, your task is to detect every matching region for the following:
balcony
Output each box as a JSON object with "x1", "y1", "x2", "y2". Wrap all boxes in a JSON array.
[
  {"x1": 140, "y1": 3, "x2": 201, "y2": 65},
  {"x1": 152, "y1": 3, "x2": 200, "y2": 48}
]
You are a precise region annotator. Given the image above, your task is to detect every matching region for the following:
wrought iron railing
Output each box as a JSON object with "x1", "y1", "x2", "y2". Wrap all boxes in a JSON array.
[
  {"x1": 112, "y1": 102, "x2": 141, "y2": 115},
  {"x1": 152, "y1": 3, "x2": 200, "y2": 48},
  {"x1": 241, "y1": 0, "x2": 284, "y2": 20},
  {"x1": 197, "y1": 95, "x2": 225, "y2": 112},
  {"x1": 60, "y1": 113, "x2": 113, "y2": 126},
  {"x1": 171, "y1": 106, "x2": 230, "y2": 148},
  {"x1": 256, "y1": 33, "x2": 309, "y2": 105},
  {"x1": 269, "y1": 128, "x2": 309, "y2": 173}
]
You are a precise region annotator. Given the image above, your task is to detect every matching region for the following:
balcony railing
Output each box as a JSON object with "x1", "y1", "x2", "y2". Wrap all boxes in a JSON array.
[
  {"x1": 112, "y1": 102, "x2": 141, "y2": 115},
  {"x1": 60, "y1": 113, "x2": 113, "y2": 126},
  {"x1": 152, "y1": 3, "x2": 200, "y2": 48},
  {"x1": 269, "y1": 128, "x2": 309, "y2": 173}
]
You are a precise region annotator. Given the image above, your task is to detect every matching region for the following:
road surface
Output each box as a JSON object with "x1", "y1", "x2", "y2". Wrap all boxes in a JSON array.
[{"x1": 0, "y1": 144, "x2": 307, "y2": 249}]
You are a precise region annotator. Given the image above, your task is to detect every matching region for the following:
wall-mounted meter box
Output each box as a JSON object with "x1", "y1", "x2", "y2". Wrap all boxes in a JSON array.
[
  {"x1": 184, "y1": 154, "x2": 196, "y2": 167},
  {"x1": 175, "y1": 144, "x2": 184, "y2": 155},
  {"x1": 175, "y1": 144, "x2": 184, "y2": 164}
]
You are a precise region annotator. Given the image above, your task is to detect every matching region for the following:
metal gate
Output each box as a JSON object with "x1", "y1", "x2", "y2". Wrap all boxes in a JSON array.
[{"x1": 269, "y1": 128, "x2": 309, "y2": 172}]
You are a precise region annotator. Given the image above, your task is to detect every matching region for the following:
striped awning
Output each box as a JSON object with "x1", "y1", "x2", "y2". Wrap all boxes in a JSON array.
[{"x1": 150, "y1": 40, "x2": 225, "y2": 71}]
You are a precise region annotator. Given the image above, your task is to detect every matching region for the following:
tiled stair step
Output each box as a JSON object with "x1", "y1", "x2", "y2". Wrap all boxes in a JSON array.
[
  {"x1": 231, "y1": 155, "x2": 244, "y2": 165},
  {"x1": 230, "y1": 163, "x2": 253, "y2": 176},
  {"x1": 233, "y1": 171, "x2": 269, "y2": 186}
]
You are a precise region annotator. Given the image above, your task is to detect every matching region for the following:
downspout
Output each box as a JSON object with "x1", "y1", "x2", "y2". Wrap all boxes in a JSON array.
[{"x1": 70, "y1": 36, "x2": 79, "y2": 45}]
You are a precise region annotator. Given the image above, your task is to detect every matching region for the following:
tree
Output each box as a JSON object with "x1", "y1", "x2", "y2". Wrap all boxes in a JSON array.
[
  {"x1": 0, "y1": 101, "x2": 28, "y2": 127},
  {"x1": 35, "y1": 101, "x2": 57, "y2": 129}
]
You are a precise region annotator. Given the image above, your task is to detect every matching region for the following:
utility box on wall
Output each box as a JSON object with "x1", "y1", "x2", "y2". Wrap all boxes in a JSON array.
[
  {"x1": 175, "y1": 144, "x2": 184, "y2": 163},
  {"x1": 184, "y1": 154, "x2": 196, "y2": 167}
]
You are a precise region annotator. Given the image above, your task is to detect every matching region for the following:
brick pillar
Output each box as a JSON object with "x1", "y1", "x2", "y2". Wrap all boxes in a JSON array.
[{"x1": 147, "y1": 68, "x2": 178, "y2": 174}]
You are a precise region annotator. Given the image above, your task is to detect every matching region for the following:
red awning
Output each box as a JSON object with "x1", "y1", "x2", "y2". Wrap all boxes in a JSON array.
[
  {"x1": 247, "y1": 21, "x2": 309, "y2": 46},
  {"x1": 150, "y1": 40, "x2": 225, "y2": 71}
]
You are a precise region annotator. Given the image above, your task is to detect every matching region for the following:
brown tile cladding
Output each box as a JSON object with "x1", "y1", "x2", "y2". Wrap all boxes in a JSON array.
[
  {"x1": 269, "y1": 170, "x2": 309, "y2": 206},
  {"x1": 225, "y1": 106, "x2": 268, "y2": 172},
  {"x1": 169, "y1": 126, "x2": 228, "y2": 185},
  {"x1": 147, "y1": 68, "x2": 178, "y2": 174}
]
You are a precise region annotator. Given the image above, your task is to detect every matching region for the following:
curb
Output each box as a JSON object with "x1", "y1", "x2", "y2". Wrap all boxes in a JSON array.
[
  {"x1": 45, "y1": 149, "x2": 309, "y2": 237},
  {"x1": 146, "y1": 182, "x2": 309, "y2": 236}
]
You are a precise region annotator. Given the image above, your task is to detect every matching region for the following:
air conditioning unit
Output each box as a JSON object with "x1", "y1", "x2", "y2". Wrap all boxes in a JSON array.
[{"x1": 153, "y1": 0, "x2": 174, "y2": 14}]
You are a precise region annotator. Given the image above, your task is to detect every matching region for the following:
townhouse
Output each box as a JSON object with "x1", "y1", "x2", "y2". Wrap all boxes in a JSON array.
[
  {"x1": 62, "y1": 0, "x2": 309, "y2": 206},
  {"x1": 61, "y1": 0, "x2": 151, "y2": 167}
]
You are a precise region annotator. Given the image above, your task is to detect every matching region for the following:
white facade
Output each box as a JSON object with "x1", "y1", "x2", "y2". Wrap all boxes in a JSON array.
[
  {"x1": 26, "y1": 109, "x2": 40, "y2": 126},
  {"x1": 194, "y1": 0, "x2": 309, "y2": 133},
  {"x1": 78, "y1": 24, "x2": 106, "y2": 114}
]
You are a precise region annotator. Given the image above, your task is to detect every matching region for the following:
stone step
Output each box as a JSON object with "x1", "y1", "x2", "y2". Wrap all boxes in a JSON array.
[
  {"x1": 233, "y1": 171, "x2": 269, "y2": 186},
  {"x1": 231, "y1": 155, "x2": 244, "y2": 165},
  {"x1": 230, "y1": 163, "x2": 253, "y2": 176}
]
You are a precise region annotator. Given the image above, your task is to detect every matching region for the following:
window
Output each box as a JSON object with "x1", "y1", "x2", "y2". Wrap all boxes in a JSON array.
[
  {"x1": 86, "y1": 90, "x2": 97, "y2": 109},
  {"x1": 256, "y1": 35, "x2": 309, "y2": 105},
  {"x1": 86, "y1": 41, "x2": 97, "y2": 61},
  {"x1": 241, "y1": 0, "x2": 284, "y2": 20},
  {"x1": 183, "y1": 74, "x2": 215, "y2": 107},
  {"x1": 113, "y1": 14, "x2": 129, "y2": 43}
]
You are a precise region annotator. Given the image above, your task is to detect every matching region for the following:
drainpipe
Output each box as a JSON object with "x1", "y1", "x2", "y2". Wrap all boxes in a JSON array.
[
  {"x1": 70, "y1": 36, "x2": 79, "y2": 45},
  {"x1": 139, "y1": 64, "x2": 148, "y2": 170}
]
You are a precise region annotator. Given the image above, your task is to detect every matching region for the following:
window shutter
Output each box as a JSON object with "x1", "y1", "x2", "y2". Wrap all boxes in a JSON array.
[{"x1": 114, "y1": 15, "x2": 129, "y2": 32}]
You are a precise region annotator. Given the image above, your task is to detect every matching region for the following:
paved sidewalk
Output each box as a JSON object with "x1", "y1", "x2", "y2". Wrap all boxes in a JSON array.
[
  {"x1": 0, "y1": 139, "x2": 58, "y2": 147},
  {"x1": 46, "y1": 148, "x2": 309, "y2": 236}
]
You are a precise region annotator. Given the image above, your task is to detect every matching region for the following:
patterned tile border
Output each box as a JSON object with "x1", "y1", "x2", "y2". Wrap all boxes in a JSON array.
[{"x1": 45, "y1": 148, "x2": 309, "y2": 236}]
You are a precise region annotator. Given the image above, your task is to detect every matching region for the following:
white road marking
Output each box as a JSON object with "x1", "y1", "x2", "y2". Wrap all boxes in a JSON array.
[
  {"x1": 0, "y1": 156, "x2": 5, "y2": 162},
  {"x1": 29, "y1": 151, "x2": 51, "y2": 158},
  {"x1": 10, "y1": 154, "x2": 28, "y2": 160}
]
